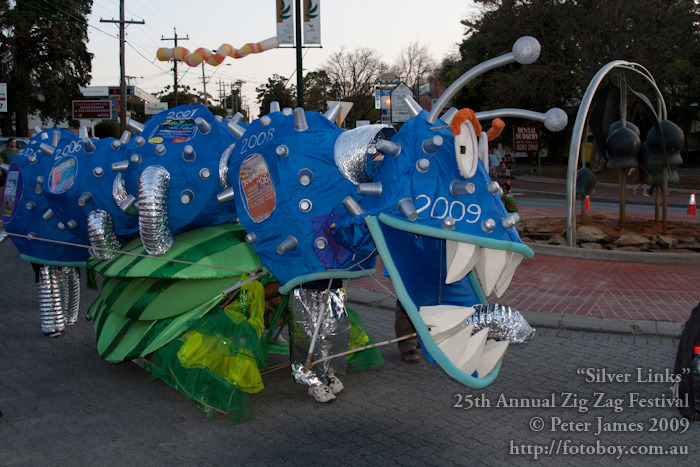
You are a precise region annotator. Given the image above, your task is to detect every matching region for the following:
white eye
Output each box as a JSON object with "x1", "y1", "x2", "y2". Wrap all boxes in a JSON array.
[{"x1": 455, "y1": 120, "x2": 479, "y2": 179}]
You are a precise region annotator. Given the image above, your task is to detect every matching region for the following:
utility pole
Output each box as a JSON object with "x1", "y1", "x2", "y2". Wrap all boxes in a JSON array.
[
  {"x1": 100, "y1": 0, "x2": 144, "y2": 134},
  {"x1": 201, "y1": 62, "x2": 208, "y2": 106},
  {"x1": 161, "y1": 28, "x2": 188, "y2": 107},
  {"x1": 295, "y1": 0, "x2": 303, "y2": 108}
]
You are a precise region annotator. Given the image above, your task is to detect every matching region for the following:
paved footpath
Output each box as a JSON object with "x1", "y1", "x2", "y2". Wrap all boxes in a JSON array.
[{"x1": 1, "y1": 239, "x2": 700, "y2": 466}]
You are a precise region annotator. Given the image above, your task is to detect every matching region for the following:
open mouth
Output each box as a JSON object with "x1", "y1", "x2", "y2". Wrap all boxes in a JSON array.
[{"x1": 362, "y1": 112, "x2": 533, "y2": 388}]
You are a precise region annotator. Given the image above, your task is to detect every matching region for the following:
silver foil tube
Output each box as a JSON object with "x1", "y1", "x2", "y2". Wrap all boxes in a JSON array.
[
  {"x1": 333, "y1": 124, "x2": 394, "y2": 184},
  {"x1": 112, "y1": 174, "x2": 137, "y2": 215},
  {"x1": 219, "y1": 143, "x2": 235, "y2": 189},
  {"x1": 64, "y1": 267, "x2": 80, "y2": 325},
  {"x1": 87, "y1": 209, "x2": 121, "y2": 259},
  {"x1": 289, "y1": 287, "x2": 350, "y2": 387},
  {"x1": 37, "y1": 266, "x2": 66, "y2": 334},
  {"x1": 138, "y1": 165, "x2": 173, "y2": 256},
  {"x1": 469, "y1": 304, "x2": 535, "y2": 344}
]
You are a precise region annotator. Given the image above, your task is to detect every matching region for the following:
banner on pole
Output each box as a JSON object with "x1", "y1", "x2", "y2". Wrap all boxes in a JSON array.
[
  {"x1": 276, "y1": 0, "x2": 294, "y2": 45},
  {"x1": 303, "y1": 0, "x2": 321, "y2": 45}
]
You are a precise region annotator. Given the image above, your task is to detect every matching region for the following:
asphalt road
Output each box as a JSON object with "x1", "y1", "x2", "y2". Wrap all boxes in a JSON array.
[{"x1": 1, "y1": 238, "x2": 698, "y2": 466}]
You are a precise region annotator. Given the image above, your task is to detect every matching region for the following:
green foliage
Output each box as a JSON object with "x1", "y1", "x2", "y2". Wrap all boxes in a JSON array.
[
  {"x1": 208, "y1": 105, "x2": 228, "y2": 118},
  {"x1": 255, "y1": 75, "x2": 296, "y2": 116},
  {"x1": 94, "y1": 120, "x2": 120, "y2": 139},
  {"x1": 0, "y1": 0, "x2": 93, "y2": 136},
  {"x1": 438, "y1": 0, "x2": 700, "y2": 161}
]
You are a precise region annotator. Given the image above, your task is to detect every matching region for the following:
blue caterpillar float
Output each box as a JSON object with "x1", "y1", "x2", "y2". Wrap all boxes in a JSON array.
[{"x1": 3, "y1": 37, "x2": 567, "y2": 395}]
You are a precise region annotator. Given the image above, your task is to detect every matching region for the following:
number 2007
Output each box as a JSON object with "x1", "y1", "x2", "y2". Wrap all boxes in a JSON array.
[{"x1": 415, "y1": 194, "x2": 481, "y2": 223}]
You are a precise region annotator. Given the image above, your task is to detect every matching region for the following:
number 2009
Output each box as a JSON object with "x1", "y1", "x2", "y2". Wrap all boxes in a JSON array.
[{"x1": 415, "y1": 195, "x2": 481, "y2": 223}]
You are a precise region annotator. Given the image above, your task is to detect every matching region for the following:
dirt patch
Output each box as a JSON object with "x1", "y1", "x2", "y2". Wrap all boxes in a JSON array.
[{"x1": 519, "y1": 214, "x2": 700, "y2": 252}]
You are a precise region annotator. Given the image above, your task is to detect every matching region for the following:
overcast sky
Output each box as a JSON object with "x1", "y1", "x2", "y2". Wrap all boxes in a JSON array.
[{"x1": 86, "y1": 0, "x2": 477, "y2": 118}]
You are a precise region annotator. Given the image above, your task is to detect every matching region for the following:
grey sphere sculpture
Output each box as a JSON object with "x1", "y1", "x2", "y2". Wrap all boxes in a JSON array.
[{"x1": 512, "y1": 36, "x2": 541, "y2": 65}]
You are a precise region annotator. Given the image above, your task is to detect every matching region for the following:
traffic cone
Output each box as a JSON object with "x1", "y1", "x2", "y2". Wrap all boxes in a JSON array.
[
  {"x1": 688, "y1": 192, "x2": 697, "y2": 216},
  {"x1": 585, "y1": 196, "x2": 590, "y2": 210}
]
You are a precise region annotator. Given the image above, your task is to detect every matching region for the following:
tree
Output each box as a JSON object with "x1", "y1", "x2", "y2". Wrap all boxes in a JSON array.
[
  {"x1": 303, "y1": 70, "x2": 336, "y2": 112},
  {"x1": 320, "y1": 47, "x2": 387, "y2": 126},
  {"x1": 440, "y1": 0, "x2": 700, "y2": 162},
  {"x1": 255, "y1": 74, "x2": 295, "y2": 116},
  {"x1": 390, "y1": 41, "x2": 439, "y2": 96},
  {"x1": 0, "y1": 0, "x2": 93, "y2": 136},
  {"x1": 155, "y1": 85, "x2": 200, "y2": 107}
]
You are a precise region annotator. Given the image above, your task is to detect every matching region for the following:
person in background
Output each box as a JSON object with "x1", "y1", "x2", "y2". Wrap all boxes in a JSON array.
[
  {"x1": 501, "y1": 181, "x2": 518, "y2": 213},
  {"x1": 628, "y1": 167, "x2": 650, "y2": 197},
  {"x1": 1, "y1": 138, "x2": 21, "y2": 199}
]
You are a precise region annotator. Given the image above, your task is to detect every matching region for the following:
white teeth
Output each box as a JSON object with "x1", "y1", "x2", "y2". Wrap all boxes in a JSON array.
[
  {"x1": 494, "y1": 252, "x2": 524, "y2": 298},
  {"x1": 475, "y1": 340, "x2": 510, "y2": 376},
  {"x1": 455, "y1": 120, "x2": 479, "y2": 179},
  {"x1": 474, "y1": 248, "x2": 510, "y2": 296},
  {"x1": 457, "y1": 327, "x2": 490, "y2": 376},
  {"x1": 419, "y1": 305, "x2": 475, "y2": 336},
  {"x1": 445, "y1": 240, "x2": 480, "y2": 284},
  {"x1": 437, "y1": 324, "x2": 474, "y2": 361},
  {"x1": 478, "y1": 131, "x2": 489, "y2": 171}
]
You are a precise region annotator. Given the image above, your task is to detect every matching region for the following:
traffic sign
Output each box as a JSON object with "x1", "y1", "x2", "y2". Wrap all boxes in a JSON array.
[
  {"x1": 0, "y1": 83, "x2": 7, "y2": 113},
  {"x1": 390, "y1": 82, "x2": 414, "y2": 123}
]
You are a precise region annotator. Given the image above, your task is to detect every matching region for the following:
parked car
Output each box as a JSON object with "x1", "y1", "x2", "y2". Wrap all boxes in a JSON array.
[{"x1": 0, "y1": 136, "x2": 31, "y2": 151}]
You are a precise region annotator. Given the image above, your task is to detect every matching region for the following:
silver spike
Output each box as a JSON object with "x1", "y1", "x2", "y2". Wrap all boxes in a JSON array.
[
  {"x1": 78, "y1": 192, "x2": 93, "y2": 206},
  {"x1": 28, "y1": 154, "x2": 38, "y2": 164},
  {"x1": 314, "y1": 237, "x2": 328, "y2": 250},
  {"x1": 293, "y1": 108, "x2": 308, "y2": 132},
  {"x1": 450, "y1": 180, "x2": 476, "y2": 197},
  {"x1": 440, "y1": 108, "x2": 458, "y2": 125},
  {"x1": 375, "y1": 139, "x2": 401, "y2": 158},
  {"x1": 51, "y1": 130, "x2": 61, "y2": 147},
  {"x1": 270, "y1": 101, "x2": 281, "y2": 113},
  {"x1": 276, "y1": 145, "x2": 289, "y2": 158},
  {"x1": 502, "y1": 212, "x2": 520, "y2": 229},
  {"x1": 217, "y1": 187, "x2": 235, "y2": 203},
  {"x1": 57, "y1": 222, "x2": 65, "y2": 230},
  {"x1": 343, "y1": 196, "x2": 366, "y2": 216},
  {"x1": 416, "y1": 158, "x2": 430, "y2": 173},
  {"x1": 230, "y1": 112, "x2": 244, "y2": 125},
  {"x1": 39, "y1": 143, "x2": 56, "y2": 156},
  {"x1": 119, "y1": 131, "x2": 132, "y2": 144},
  {"x1": 245, "y1": 232, "x2": 257, "y2": 243},
  {"x1": 93, "y1": 167, "x2": 104, "y2": 177},
  {"x1": 127, "y1": 119, "x2": 145, "y2": 134},
  {"x1": 134, "y1": 136, "x2": 146, "y2": 147},
  {"x1": 111, "y1": 140, "x2": 122, "y2": 150},
  {"x1": 66, "y1": 219, "x2": 77, "y2": 229},
  {"x1": 422, "y1": 135, "x2": 443, "y2": 155},
  {"x1": 226, "y1": 121, "x2": 246, "y2": 139},
  {"x1": 42, "y1": 209, "x2": 55, "y2": 221},
  {"x1": 397, "y1": 198, "x2": 418, "y2": 221},
  {"x1": 215, "y1": 115, "x2": 223, "y2": 122},
  {"x1": 276, "y1": 236, "x2": 298, "y2": 254},
  {"x1": 79, "y1": 126, "x2": 90, "y2": 139},
  {"x1": 155, "y1": 144, "x2": 166, "y2": 156},
  {"x1": 282, "y1": 108, "x2": 293, "y2": 115},
  {"x1": 195, "y1": 117, "x2": 211, "y2": 135},
  {"x1": 402, "y1": 95, "x2": 423, "y2": 118},
  {"x1": 27, "y1": 232, "x2": 37, "y2": 239},
  {"x1": 298, "y1": 169, "x2": 313, "y2": 186},
  {"x1": 130, "y1": 154, "x2": 142, "y2": 165},
  {"x1": 111, "y1": 160, "x2": 129, "y2": 172},
  {"x1": 260, "y1": 115, "x2": 272, "y2": 126},
  {"x1": 26, "y1": 201, "x2": 36, "y2": 210},
  {"x1": 442, "y1": 216, "x2": 456, "y2": 230},
  {"x1": 481, "y1": 218, "x2": 496, "y2": 233},
  {"x1": 357, "y1": 182, "x2": 383, "y2": 197},
  {"x1": 119, "y1": 194, "x2": 137, "y2": 213},
  {"x1": 180, "y1": 189, "x2": 194, "y2": 204},
  {"x1": 487, "y1": 181, "x2": 503, "y2": 196},
  {"x1": 199, "y1": 168, "x2": 210, "y2": 179},
  {"x1": 82, "y1": 137, "x2": 96, "y2": 154},
  {"x1": 299, "y1": 199, "x2": 312, "y2": 212},
  {"x1": 33, "y1": 125, "x2": 43, "y2": 135},
  {"x1": 182, "y1": 145, "x2": 196, "y2": 161},
  {"x1": 324, "y1": 103, "x2": 341, "y2": 123}
]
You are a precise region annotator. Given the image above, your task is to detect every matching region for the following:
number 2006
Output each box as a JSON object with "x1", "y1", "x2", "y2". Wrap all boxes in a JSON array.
[{"x1": 415, "y1": 194, "x2": 481, "y2": 223}]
